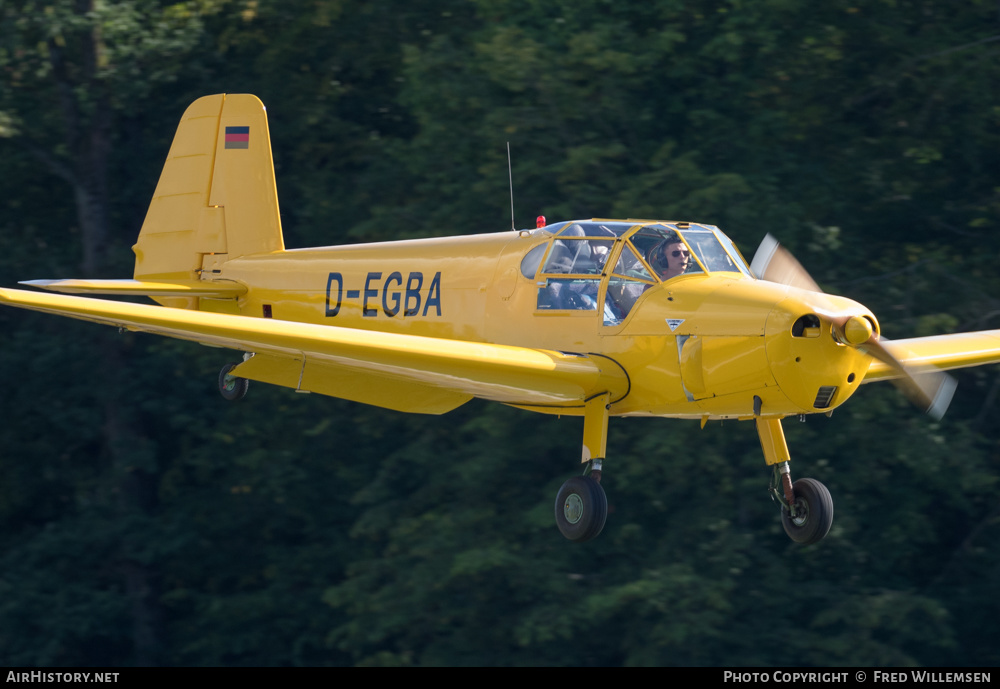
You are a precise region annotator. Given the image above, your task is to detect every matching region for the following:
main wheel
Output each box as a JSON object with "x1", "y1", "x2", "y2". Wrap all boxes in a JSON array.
[
  {"x1": 218, "y1": 363, "x2": 249, "y2": 402},
  {"x1": 781, "y1": 477, "x2": 833, "y2": 545},
  {"x1": 555, "y1": 475, "x2": 608, "y2": 543}
]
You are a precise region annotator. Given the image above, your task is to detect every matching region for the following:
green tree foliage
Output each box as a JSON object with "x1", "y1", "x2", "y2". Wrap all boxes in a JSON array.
[
  {"x1": 0, "y1": 0, "x2": 222, "y2": 275},
  {"x1": 0, "y1": 0, "x2": 998, "y2": 666}
]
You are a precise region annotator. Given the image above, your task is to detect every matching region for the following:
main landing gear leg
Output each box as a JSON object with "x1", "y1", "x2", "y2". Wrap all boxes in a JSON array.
[
  {"x1": 554, "y1": 393, "x2": 610, "y2": 543},
  {"x1": 218, "y1": 353, "x2": 253, "y2": 402},
  {"x1": 757, "y1": 416, "x2": 834, "y2": 546}
]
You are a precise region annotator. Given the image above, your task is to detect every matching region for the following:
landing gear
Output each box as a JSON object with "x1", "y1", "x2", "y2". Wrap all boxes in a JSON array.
[
  {"x1": 555, "y1": 470, "x2": 607, "y2": 543},
  {"x1": 218, "y1": 362, "x2": 249, "y2": 402},
  {"x1": 757, "y1": 416, "x2": 834, "y2": 546},
  {"x1": 555, "y1": 392, "x2": 611, "y2": 543},
  {"x1": 779, "y1": 477, "x2": 834, "y2": 545}
]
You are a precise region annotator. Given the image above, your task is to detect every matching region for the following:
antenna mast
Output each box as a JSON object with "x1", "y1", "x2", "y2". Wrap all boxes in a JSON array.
[{"x1": 507, "y1": 142, "x2": 515, "y2": 231}]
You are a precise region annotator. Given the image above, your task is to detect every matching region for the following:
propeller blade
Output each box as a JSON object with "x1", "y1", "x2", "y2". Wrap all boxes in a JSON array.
[
  {"x1": 749, "y1": 233, "x2": 822, "y2": 293},
  {"x1": 862, "y1": 337, "x2": 957, "y2": 420},
  {"x1": 753, "y1": 233, "x2": 957, "y2": 420}
]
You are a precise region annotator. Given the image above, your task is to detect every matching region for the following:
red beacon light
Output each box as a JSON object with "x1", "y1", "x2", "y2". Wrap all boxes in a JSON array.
[{"x1": 536, "y1": 215, "x2": 546, "y2": 228}]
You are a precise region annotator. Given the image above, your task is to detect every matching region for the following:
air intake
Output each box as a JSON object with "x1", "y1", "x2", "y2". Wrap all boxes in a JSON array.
[{"x1": 814, "y1": 386, "x2": 838, "y2": 409}]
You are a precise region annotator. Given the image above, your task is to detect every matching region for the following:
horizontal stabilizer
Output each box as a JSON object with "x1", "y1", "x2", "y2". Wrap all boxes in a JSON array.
[{"x1": 20, "y1": 279, "x2": 246, "y2": 298}]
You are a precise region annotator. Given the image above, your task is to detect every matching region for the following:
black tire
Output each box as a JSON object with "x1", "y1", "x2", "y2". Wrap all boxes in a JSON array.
[
  {"x1": 555, "y1": 475, "x2": 608, "y2": 543},
  {"x1": 218, "y1": 363, "x2": 249, "y2": 402},
  {"x1": 781, "y1": 477, "x2": 833, "y2": 545}
]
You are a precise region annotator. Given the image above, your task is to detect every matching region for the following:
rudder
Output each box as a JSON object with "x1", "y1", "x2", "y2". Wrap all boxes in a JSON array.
[{"x1": 132, "y1": 94, "x2": 285, "y2": 289}]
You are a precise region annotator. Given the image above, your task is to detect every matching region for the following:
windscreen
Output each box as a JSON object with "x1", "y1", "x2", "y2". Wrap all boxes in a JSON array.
[{"x1": 679, "y1": 225, "x2": 749, "y2": 275}]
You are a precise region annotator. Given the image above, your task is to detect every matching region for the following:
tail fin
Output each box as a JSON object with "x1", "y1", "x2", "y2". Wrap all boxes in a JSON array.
[{"x1": 132, "y1": 94, "x2": 285, "y2": 285}]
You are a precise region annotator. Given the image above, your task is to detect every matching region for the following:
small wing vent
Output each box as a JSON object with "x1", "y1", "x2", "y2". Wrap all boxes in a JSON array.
[{"x1": 814, "y1": 386, "x2": 838, "y2": 409}]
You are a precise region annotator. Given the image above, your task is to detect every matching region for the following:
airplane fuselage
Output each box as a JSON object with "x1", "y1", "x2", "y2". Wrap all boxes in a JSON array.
[{"x1": 211, "y1": 225, "x2": 875, "y2": 420}]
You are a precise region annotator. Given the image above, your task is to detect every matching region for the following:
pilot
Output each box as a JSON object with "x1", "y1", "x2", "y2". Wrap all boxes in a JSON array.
[{"x1": 649, "y1": 237, "x2": 691, "y2": 281}]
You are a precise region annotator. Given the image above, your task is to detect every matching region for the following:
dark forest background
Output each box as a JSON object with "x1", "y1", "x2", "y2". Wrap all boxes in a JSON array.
[{"x1": 1, "y1": 0, "x2": 998, "y2": 667}]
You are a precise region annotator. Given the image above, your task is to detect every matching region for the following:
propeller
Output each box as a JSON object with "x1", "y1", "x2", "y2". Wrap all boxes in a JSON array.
[{"x1": 750, "y1": 234, "x2": 956, "y2": 420}]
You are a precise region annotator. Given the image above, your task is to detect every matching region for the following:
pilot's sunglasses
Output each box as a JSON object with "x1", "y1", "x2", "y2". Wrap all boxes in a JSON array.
[{"x1": 672, "y1": 250, "x2": 690, "y2": 257}]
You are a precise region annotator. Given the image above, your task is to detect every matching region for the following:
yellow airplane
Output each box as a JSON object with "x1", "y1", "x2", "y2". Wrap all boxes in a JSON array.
[{"x1": 2, "y1": 94, "x2": 999, "y2": 545}]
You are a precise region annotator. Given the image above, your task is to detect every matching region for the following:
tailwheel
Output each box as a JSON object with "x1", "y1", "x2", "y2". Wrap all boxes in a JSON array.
[
  {"x1": 218, "y1": 363, "x2": 249, "y2": 402},
  {"x1": 780, "y1": 477, "x2": 834, "y2": 545},
  {"x1": 555, "y1": 474, "x2": 607, "y2": 543}
]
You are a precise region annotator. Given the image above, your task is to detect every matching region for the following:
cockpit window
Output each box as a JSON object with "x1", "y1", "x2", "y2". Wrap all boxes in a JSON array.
[
  {"x1": 541, "y1": 238, "x2": 614, "y2": 275},
  {"x1": 708, "y1": 226, "x2": 753, "y2": 277},
  {"x1": 605, "y1": 244, "x2": 655, "y2": 325},
  {"x1": 679, "y1": 226, "x2": 746, "y2": 274},
  {"x1": 520, "y1": 243, "x2": 547, "y2": 279},
  {"x1": 537, "y1": 277, "x2": 600, "y2": 311},
  {"x1": 612, "y1": 244, "x2": 654, "y2": 282},
  {"x1": 524, "y1": 219, "x2": 749, "y2": 319},
  {"x1": 630, "y1": 225, "x2": 704, "y2": 281},
  {"x1": 556, "y1": 222, "x2": 633, "y2": 238},
  {"x1": 536, "y1": 232, "x2": 615, "y2": 310}
]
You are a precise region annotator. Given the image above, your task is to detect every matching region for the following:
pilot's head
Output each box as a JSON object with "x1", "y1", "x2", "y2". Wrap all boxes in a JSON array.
[{"x1": 651, "y1": 238, "x2": 691, "y2": 280}]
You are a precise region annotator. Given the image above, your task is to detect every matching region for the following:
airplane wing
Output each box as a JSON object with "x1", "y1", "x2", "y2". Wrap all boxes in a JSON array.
[
  {"x1": 0, "y1": 287, "x2": 629, "y2": 414},
  {"x1": 863, "y1": 330, "x2": 1000, "y2": 381}
]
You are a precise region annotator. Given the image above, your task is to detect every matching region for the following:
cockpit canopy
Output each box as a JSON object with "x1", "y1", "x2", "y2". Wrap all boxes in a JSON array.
[{"x1": 520, "y1": 220, "x2": 752, "y2": 325}]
